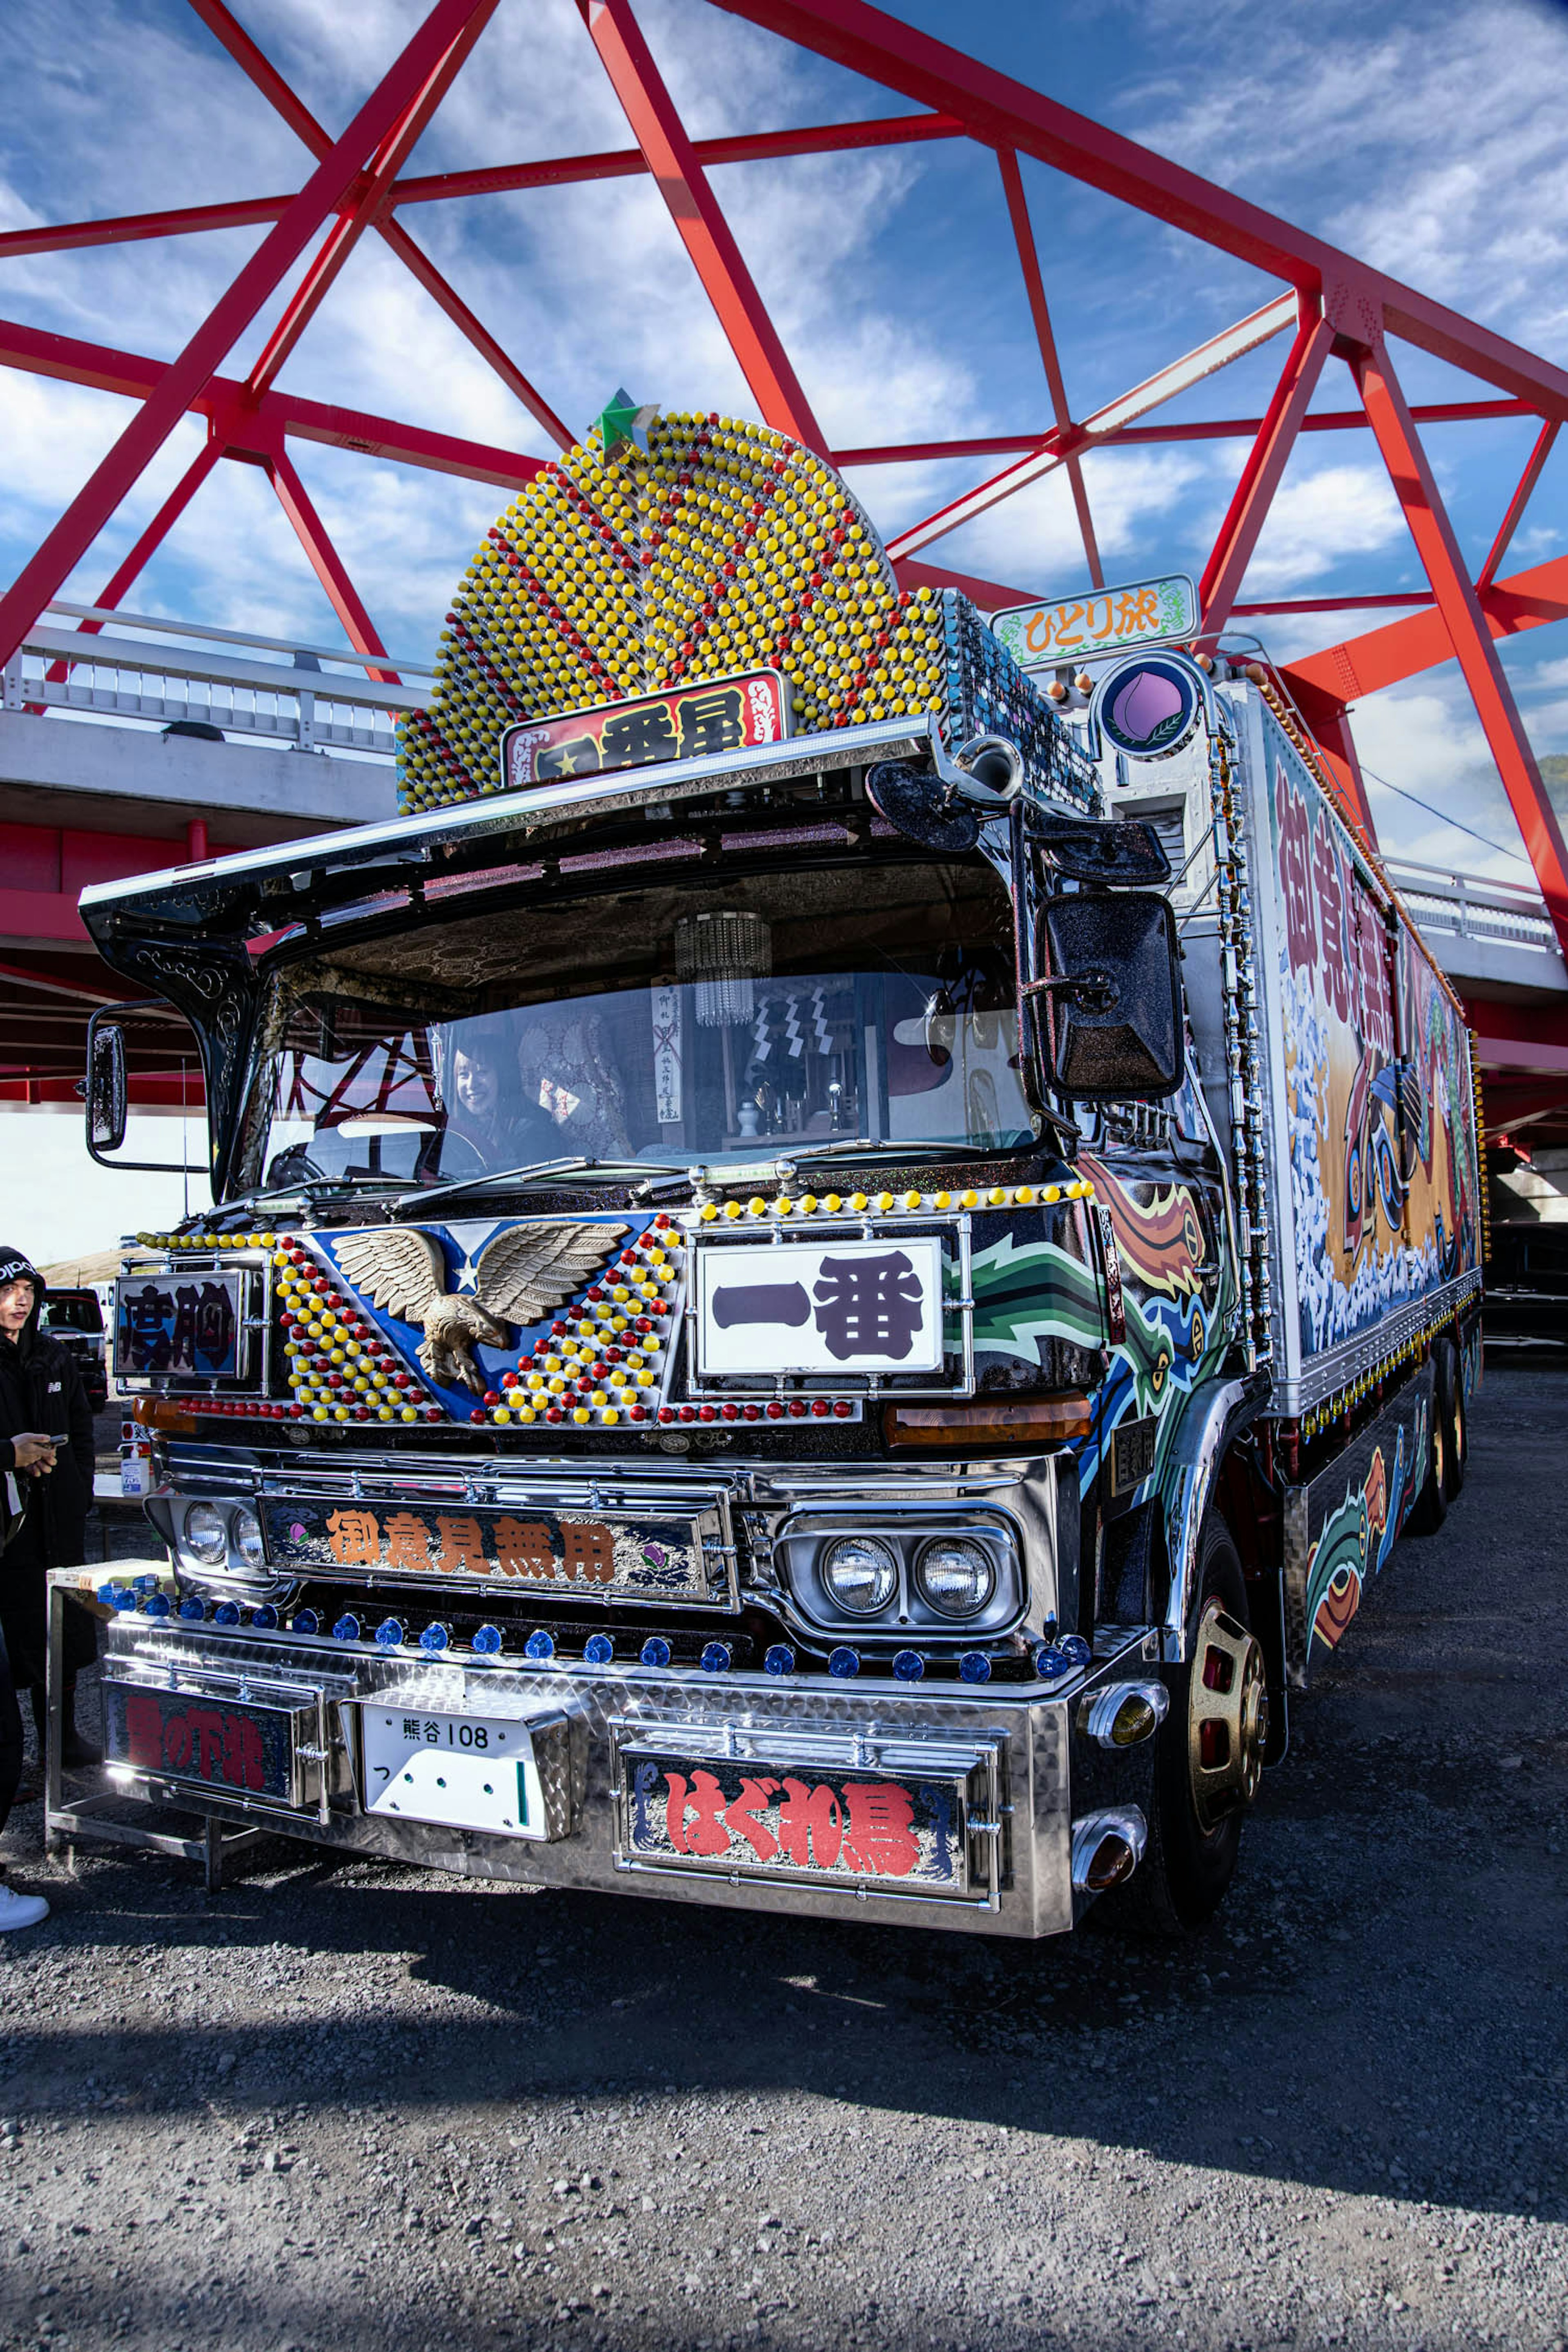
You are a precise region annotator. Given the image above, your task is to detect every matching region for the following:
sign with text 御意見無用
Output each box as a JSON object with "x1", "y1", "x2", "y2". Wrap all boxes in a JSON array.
[
  {"x1": 501, "y1": 668, "x2": 789, "y2": 790},
  {"x1": 989, "y1": 575, "x2": 1198, "y2": 672}
]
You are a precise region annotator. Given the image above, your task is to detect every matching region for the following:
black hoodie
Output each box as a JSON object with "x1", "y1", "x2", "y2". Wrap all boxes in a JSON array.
[{"x1": 0, "y1": 1246, "x2": 95, "y2": 1566}]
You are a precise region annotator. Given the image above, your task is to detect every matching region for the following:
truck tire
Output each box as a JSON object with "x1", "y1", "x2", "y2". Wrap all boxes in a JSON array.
[
  {"x1": 1437, "y1": 1335, "x2": 1467, "y2": 1501},
  {"x1": 1403, "y1": 1359, "x2": 1450, "y2": 1537},
  {"x1": 1115, "y1": 1514, "x2": 1267, "y2": 1935}
]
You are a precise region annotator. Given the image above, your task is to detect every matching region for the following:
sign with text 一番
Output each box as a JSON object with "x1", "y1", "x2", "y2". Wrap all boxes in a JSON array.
[{"x1": 989, "y1": 574, "x2": 1198, "y2": 672}]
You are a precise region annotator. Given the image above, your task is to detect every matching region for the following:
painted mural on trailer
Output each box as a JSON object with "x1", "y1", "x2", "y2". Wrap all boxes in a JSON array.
[
  {"x1": 1267, "y1": 719, "x2": 1481, "y2": 1363},
  {"x1": 1296, "y1": 1378, "x2": 1430, "y2": 1670}
]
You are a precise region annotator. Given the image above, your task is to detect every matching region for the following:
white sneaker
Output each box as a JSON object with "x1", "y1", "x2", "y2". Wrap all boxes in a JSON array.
[{"x1": 0, "y1": 1883, "x2": 49, "y2": 1931}]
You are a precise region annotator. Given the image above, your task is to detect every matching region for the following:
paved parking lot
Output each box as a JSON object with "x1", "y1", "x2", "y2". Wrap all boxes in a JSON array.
[{"x1": 1, "y1": 1347, "x2": 1565, "y2": 2352}]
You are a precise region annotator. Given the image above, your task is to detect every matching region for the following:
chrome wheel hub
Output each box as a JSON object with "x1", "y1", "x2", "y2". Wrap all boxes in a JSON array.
[{"x1": 1188, "y1": 1598, "x2": 1267, "y2": 1833}]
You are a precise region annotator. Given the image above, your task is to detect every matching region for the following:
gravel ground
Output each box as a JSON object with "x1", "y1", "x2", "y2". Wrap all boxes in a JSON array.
[{"x1": 1, "y1": 1348, "x2": 1565, "y2": 2352}]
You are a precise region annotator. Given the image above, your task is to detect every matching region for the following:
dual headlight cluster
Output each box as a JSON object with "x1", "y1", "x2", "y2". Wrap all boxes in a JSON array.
[
  {"x1": 780, "y1": 1513, "x2": 1019, "y2": 1637},
  {"x1": 178, "y1": 1500, "x2": 266, "y2": 1576},
  {"x1": 821, "y1": 1531, "x2": 994, "y2": 1619}
]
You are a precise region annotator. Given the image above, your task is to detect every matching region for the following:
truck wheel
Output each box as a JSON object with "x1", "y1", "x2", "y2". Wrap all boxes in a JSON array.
[
  {"x1": 1403, "y1": 1362, "x2": 1450, "y2": 1537},
  {"x1": 1118, "y1": 1515, "x2": 1268, "y2": 1934},
  {"x1": 1437, "y1": 1335, "x2": 1467, "y2": 1501}
]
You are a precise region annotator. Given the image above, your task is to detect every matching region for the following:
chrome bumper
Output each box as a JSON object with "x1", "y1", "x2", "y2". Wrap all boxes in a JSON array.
[{"x1": 98, "y1": 1616, "x2": 1159, "y2": 1939}]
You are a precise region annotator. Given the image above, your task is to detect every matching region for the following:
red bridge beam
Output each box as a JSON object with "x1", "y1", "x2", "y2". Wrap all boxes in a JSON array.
[{"x1": 578, "y1": 0, "x2": 826, "y2": 450}]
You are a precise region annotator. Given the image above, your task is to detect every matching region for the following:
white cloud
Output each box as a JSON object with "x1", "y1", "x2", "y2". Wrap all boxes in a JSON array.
[
  {"x1": 1234, "y1": 461, "x2": 1408, "y2": 592},
  {"x1": 0, "y1": 1111, "x2": 211, "y2": 1268}
]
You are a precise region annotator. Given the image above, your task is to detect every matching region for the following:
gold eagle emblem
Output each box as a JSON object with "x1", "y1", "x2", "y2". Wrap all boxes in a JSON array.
[{"x1": 336, "y1": 1222, "x2": 628, "y2": 1394}]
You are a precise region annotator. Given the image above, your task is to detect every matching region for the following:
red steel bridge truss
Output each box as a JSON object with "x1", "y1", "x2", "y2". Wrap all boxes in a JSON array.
[{"x1": 2, "y1": 0, "x2": 1568, "y2": 1140}]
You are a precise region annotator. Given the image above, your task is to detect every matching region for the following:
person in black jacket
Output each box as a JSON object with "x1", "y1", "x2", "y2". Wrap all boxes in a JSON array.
[{"x1": 0, "y1": 1247, "x2": 98, "y2": 1775}]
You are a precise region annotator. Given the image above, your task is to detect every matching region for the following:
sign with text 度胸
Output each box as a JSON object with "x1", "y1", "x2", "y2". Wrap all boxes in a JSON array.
[
  {"x1": 989, "y1": 575, "x2": 1198, "y2": 671},
  {"x1": 501, "y1": 668, "x2": 788, "y2": 790}
]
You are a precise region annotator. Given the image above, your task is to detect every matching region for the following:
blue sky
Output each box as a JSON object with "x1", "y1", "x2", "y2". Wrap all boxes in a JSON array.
[{"x1": 3, "y1": 0, "x2": 1568, "y2": 880}]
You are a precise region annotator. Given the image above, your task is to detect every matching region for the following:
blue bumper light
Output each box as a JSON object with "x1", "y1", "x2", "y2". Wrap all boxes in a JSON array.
[
  {"x1": 763, "y1": 1644, "x2": 795, "y2": 1677},
  {"x1": 828, "y1": 1646, "x2": 860, "y2": 1679},
  {"x1": 699, "y1": 1641, "x2": 731, "y2": 1674},
  {"x1": 331, "y1": 1613, "x2": 362, "y2": 1644},
  {"x1": 104, "y1": 1585, "x2": 137, "y2": 1613},
  {"x1": 1059, "y1": 1634, "x2": 1092, "y2": 1668},
  {"x1": 419, "y1": 1623, "x2": 450, "y2": 1655},
  {"x1": 640, "y1": 1636, "x2": 671, "y2": 1668},
  {"x1": 583, "y1": 1633, "x2": 614, "y2": 1666},
  {"x1": 177, "y1": 1597, "x2": 206, "y2": 1623},
  {"x1": 524, "y1": 1629, "x2": 555, "y2": 1662},
  {"x1": 133, "y1": 1573, "x2": 160, "y2": 1594},
  {"x1": 1035, "y1": 1643, "x2": 1072, "y2": 1679},
  {"x1": 471, "y1": 1623, "x2": 503, "y2": 1657},
  {"x1": 213, "y1": 1601, "x2": 243, "y2": 1628},
  {"x1": 292, "y1": 1608, "x2": 321, "y2": 1637},
  {"x1": 958, "y1": 1650, "x2": 992, "y2": 1684},
  {"x1": 251, "y1": 1604, "x2": 279, "y2": 1631},
  {"x1": 142, "y1": 1593, "x2": 171, "y2": 1620},
  {"x1": 375, "y1": 1618, "x2": 405, "y2": 1650},
  {"x1": 892, "y1": 1648, "x2": 925, "y2": 1682}
]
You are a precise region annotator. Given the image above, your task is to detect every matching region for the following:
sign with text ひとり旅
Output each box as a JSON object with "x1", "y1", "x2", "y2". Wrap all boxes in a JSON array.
[
  {"x1": 501, "y1": 669, "x2": 788, "y2": 789},
  {"x1": 989, "y1": 575, "x2": 1198, "y2": 671}
]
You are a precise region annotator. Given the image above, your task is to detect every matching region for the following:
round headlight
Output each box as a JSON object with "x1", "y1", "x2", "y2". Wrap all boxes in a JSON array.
[
  {"x1": 182, "y1": 1501, "x2": 228, "y2": 1565},
  {"x1": 820, "y1": 1533, "x2": 897, "y2": 1615},
  {"x1": 232, "y1": 1508, "x2": 265, "y2": 1570},
  {"x1": 914, "y1": 1535, "x2": 995, "y2": 1618}
]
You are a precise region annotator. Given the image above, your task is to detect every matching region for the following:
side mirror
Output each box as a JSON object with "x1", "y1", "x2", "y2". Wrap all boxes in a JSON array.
[
  {"x1": 85, "y1": 1004, "x2": 206, "y2": 1173},
  {"x1": 87, "y1": 1017, "x2": 128, "y2": 1155},
  {"x1": 1029, "y1": 891, "x2": 1183, "y2": 1100}
]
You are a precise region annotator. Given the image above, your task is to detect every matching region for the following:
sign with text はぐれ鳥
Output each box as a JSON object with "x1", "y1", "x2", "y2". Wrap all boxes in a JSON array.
[
  {"x1": 990, "y1": 575, "x2": 1197, "y2": 670},
  {"x1": 502, "y1": 670, "x2": 788, "y2": 788}
]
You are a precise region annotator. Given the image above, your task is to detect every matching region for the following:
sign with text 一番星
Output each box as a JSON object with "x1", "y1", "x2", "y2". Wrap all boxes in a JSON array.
[
  {"x1": 989, "y1": 574, "x2": 1198, "y2": 672},
  {"x1": 501, "y1": 668, "x2": 788, "y2": 790}
]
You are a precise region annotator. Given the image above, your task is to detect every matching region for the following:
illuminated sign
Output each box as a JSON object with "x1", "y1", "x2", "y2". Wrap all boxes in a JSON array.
[
  {"x1": 501, "y1": 668, "x2": 789, "y2": 790},
  {"x1": 1091, "y1": 653, "x2": 1205, "y2": 761},
  {"x1": 989, "y1": 574, "x2": 1197, "y2": 671}
]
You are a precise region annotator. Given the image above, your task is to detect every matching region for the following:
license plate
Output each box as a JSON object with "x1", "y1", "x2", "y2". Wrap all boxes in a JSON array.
[
  {"x1": 105, "y1": 1681, "x2": 301, "y2": 1802},
  {"x1": 619, "y1": 1746, "x2": 974, "y2": 1891},
  {"x1": 360, "y1": 1707, "x2": 545, "y2": 1840}
]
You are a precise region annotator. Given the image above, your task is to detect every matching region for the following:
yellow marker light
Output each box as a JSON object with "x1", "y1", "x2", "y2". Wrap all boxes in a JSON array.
[
  {"x1": 518, "y1": 1405, "x2": 537, "y2": 1424},
  {"x1": 774, "y1": 1196, "x2": 794, "y2": 1216},
  {"x1": 748, "y1": 1196, "x2": 768, "y2": 1217},
  {"x1": 572, "y1": 1406, "x2": 592, "y2": 1425},
  {"x1": 700, "y1": 1202, "x2": 719, "y2": 1222},
  {"x1": 960, "y1": 1189, "x2": 979, "y2": 1209},
  {"x1": 987, "y1": 1187, "x2": 1008, "y2": 1206},
  {"x1": 547, "y1": 1378, "x2": 567, "y2": 1396},
  {"x1": 723, "y1": 1202, "x2": 743, "y2": 1221},
  {"x1": 610, "y1": 1316, "x2": 628, "y2": 1333},
  {"x1": 799, "y1": 1194, "x2": 818, "y2": 1215},
  {"x1": 933, "y1": 1190, "x2": 952, "y2": 1210},
  {"x1": 636, "y1": 1370, "x2": 656, "y2": 1388},
  {"x1": 849, "y1": 1192, "x2": 869, "y2": 1213},
  {"x1": 875, "y1": 1190, "x2": 895, "y2": 1213},
  {"x1": 601, "y1": 1408, "x2": 620, "y2": 1427},
  {"x1": 1043, "y1": 1184, "x2": 1061, "y2": 1204},
  {"x1": 823, "y1": 1193, "x2": 842, "y2": 1214},
  {"x1": 492, "y1": 1408, "x2": 512, "y2": 1425},
  {"x1": 333, "y1": 1406, "x2": 350, "y2": 1423},
  {"x1": 609, "y1": 1371, "x2": 628, "y2": 1389},
  {"x1": 1016, "y1": 1185, "x2": 1036, "y2": 1205},
  {"x1": 312, "y1": 1406, "x2": 328, "y2": 1422},
  {"x1": 401, "y1": 1406, "x2": 419, "y2": 1423},
  {"x1": 902, "y1": 1189, "x2": 922, "y2": 1211}
]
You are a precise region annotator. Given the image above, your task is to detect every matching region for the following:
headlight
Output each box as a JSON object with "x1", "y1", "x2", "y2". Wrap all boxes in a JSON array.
[
  {"x1": 820, "y1": 1533, "x2": 897, "y2": 1615},
  {"x1": 182, "y1": 1502, "x2": 228, "y2": 1565},
  {"x1": 914, "y1": 1535, "x2": 995, "y2": 1618},
  {"x1": 232, "y1": 1509, "x2": 265, "y2": 1570}
]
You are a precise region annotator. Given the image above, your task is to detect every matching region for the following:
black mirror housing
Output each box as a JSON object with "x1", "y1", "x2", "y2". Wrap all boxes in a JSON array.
[
  {"x1": 1031, "y1": 891, "x2": 1184, "y2": 1100},
  {"x1": 87, "y1": 1016, "x2": 129, "y2": 1156}
]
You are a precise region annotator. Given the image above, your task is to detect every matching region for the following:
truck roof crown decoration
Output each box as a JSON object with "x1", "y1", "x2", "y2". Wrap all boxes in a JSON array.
[{"x1": 396, "y1": 404, "x2": 1097, "y2": 821}]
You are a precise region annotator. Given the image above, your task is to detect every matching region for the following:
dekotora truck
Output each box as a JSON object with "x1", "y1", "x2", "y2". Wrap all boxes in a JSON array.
[{"x1": 76, "y1": 402, "x2": 1483, "y2": 1936}]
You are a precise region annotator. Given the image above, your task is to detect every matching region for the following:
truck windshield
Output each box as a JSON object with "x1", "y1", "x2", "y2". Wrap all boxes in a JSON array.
[{"x1": 238, "y1": 852, "x2": 1035, "y2": 1191}]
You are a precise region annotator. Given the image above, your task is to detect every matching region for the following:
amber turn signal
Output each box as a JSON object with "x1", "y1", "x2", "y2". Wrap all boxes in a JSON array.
[
  {"x1": 131, "y1": 1396, "x2": 198, "y2": 1435},
  {"x1": 883, "y1": 1394, "x2": 1091, "y2": 1452}
]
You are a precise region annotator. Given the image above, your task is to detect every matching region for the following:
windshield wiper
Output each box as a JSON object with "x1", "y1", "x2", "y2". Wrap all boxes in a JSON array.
[{"x1": 394, "y1": 1156, "x2": 687, "y2": 1217}]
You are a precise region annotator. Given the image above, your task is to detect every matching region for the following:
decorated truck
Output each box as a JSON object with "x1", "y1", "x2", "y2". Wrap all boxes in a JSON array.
[{"x1": 76, "y1": 399, "x2": 1482, "y2": 1935}]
